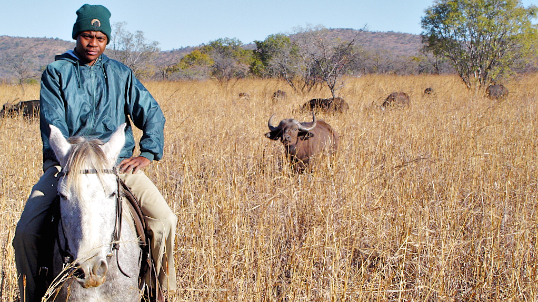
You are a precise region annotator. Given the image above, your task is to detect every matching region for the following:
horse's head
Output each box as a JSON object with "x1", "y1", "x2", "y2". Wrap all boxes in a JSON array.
[{"x1": 49, "y1": 123, "x2": 126, "y2": 288}]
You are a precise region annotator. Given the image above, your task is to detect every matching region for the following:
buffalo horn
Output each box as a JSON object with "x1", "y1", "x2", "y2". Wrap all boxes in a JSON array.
[
  {"x1": 297, "y1": 112, "x2": 317, "y2": 131},
  {"x1": 267, "y1": 114, "x2": 278, "y2": 131}
]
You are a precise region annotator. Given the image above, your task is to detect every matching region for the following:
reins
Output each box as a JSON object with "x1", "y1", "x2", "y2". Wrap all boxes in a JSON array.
[{"x1": 58, "y1": 168, "x2": 117, "y2": 176}]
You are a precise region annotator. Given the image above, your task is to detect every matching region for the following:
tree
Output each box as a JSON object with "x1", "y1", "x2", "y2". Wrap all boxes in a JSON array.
[
  {"x1": 172, "y1": 49, "x2": 214, "y2": 80},
  {"x1": 5, "y1": 43, "x2": 40, "y2": 97},
  {"x1": 204, "y1": 38, "x2": 252, "y2": 83},
  {"x1": 108, "y1": 22, "x2": 161, "y2": 79},
  {"x1": 421, "y1": 0, "x2": 538, "y2": 89},
  {"x1": 174, "y1": 38, "x2": 251, "y2": 83},
  {"x1": 311, "y1": 37, "x2": 357, "y2": 97},
  {"x1": 251, "y1": 34, "x2": 292, "y2": 77},
  {"x1": 265, "y1": 25, "x2": 360, "y2": 97}
]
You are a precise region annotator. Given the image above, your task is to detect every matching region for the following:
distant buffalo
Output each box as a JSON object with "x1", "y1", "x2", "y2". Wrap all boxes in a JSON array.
[
  {"x1": 486, "y1": 84, "x2": 508, "y2": 100},
  {"x1": 424, "y1": 87, "x2": 434, "y2": 95},
  {"x1": 265, "y1": 113, "x2": 339, "y2": 173},
  {"x1": 271, "y1": 90, "x2": 287, "y2": 102},
  {"x1": 238, "y1": 92, "x2": 250, "y2": 100},
  {"x1": 0, "y1": 100, "x2": 40, "y2": 118},
  {"x1": 381, "y1": 92, "x2": 410, "y2": 109},
  {"x1": 301, "y1": 97, "x2": 349, "y2": 113}
]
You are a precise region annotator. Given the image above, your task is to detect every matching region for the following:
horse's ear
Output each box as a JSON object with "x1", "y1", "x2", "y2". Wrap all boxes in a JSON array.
[
  {"x1": 49, "y1": 125, "x2": 71, "y2": 167},
  {"x1": 102, "y1": 123, "x2": 126, "y2": 164}
]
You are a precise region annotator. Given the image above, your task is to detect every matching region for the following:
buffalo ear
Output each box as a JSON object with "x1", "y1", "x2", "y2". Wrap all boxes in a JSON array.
[
  {"x1": 265, "y1": 131, "x2": 280, "y2": 140},
  {"x1": 299, "y1": 131, "x2": 315, "y2": 140}
]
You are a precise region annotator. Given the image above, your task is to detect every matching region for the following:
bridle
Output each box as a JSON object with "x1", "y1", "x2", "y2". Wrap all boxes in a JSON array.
[{"x1": 55, "y1": 168, "x2": 130, "y2": 277}]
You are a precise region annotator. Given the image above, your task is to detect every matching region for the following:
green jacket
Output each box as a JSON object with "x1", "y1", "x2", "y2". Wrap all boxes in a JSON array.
[{"x1": 40, "y1": 50, "x2": 165, "y2": 170}]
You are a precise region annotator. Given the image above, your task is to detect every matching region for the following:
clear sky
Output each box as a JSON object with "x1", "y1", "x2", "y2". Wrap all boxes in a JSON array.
[{"x1": 2, "y1": 0, "x2": 538, "y2": 51}]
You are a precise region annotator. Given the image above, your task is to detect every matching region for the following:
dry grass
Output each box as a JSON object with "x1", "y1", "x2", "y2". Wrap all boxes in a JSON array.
[{"x1": 1, "y1": 74, "x2": 538, "y2": 301}]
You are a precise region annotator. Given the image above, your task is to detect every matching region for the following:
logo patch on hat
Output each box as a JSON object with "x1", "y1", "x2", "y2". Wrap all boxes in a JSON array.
[{"x1": 91, "y1": 19, "x2": 101, "y2": 29}]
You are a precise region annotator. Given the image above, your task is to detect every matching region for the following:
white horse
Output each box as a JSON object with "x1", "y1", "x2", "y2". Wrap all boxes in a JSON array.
[{"x1": 45, "y1": 124, "x2": 142, "y2": 301}]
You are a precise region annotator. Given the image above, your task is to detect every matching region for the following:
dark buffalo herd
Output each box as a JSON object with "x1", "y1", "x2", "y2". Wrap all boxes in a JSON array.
[
  {"x1": 301, "y1": 97, "x2": 349, "y2": 113},
  {"x1": 265, "y1": 113, "x2": 339, "y2": 173},
  {"x1": 0, "y1": 100, "x2": 40, "y2": 118},
  {"x1": 486, "y1": 84, "x2": 509, "y2": 100}
]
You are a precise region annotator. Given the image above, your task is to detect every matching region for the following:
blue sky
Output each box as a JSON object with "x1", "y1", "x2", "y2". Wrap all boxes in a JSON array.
[{"x1": 2, "y1": 0, "x2": 538, "y2": 51}]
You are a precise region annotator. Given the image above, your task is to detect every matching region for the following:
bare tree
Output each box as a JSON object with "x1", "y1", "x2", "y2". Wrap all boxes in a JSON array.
[
  {"x1": 6, "y1": 44, "x2": 40, "y2": 97},
  {"x1": 311, "y1": 37, "x2": 357, "y2": 98},
  {"x1": 108, "y1": 22, "x2": 160, "y2": 79},
  {"x1": 267, "y1": 25, "x2": 360, "y2": 97}
]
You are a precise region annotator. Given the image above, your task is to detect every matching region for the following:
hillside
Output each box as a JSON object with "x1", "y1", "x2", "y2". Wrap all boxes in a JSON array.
[
  {"x1": 0, "y1": 29, "x2": 423, "y2": 81},
  {"x1": 291, "y1": 28, "x2": 422, "y2": 57},
  {"x1": 0, "y1": 36, "x2": 75, "y2": 80}
]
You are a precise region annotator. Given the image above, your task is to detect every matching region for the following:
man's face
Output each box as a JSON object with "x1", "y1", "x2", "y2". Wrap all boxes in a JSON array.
[{"x1": 75, "y1": 31, "x2": 107, "y2": 65}]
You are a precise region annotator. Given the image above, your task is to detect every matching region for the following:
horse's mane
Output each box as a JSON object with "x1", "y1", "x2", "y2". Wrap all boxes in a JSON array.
[{"x1": 64, "y1": 136, "x2": 112, "y2": 196}]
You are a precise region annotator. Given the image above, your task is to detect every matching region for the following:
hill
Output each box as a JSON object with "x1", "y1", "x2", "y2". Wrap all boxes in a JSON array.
[
  {"x1": 0, "y1": 29, "x2": 423, "y2": 81},
  {"x1": 291, "y1": 28, "x2": 422, "y2": 57},
  {"x1": 0, "y1": 36, "x2": 75, "y2": 81}
]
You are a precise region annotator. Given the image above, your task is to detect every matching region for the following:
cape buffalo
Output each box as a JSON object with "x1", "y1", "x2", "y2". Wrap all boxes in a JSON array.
[
  {"x1": 381, "y1": 92, "x2": 410, "y2": 109},
  {"x1": 424, "y1": 87, "x2": 434, "y2": 95},
  {"x1": 238, "y1": 92, "x2": 250, "y2": 99},
  {"x1": 265, "y1": 113, "x2": 339, "y2": 173},
  {"x1": 301, "y1": 97, "x2": 349, "y2": 113},
  {"x1": 0, "y1": 100, "x2": 40, "y2": 118},
  {"x1": 486, "y1": 84, "x2": 508, "y2": 100},
  {"x1": 271, "y1": 90, "x2": 287, "y2": 102}
]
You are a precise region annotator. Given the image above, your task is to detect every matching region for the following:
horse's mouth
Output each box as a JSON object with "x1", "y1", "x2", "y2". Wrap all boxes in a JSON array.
[
  {"x1": 75, "y1": 258, "x2": 108, "y2": 288},
  {"x1": 79, "y1": 274, "x2": 106, "y2": 288}
]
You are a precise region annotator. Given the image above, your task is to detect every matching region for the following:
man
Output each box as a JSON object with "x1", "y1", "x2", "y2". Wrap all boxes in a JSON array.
[{"x1": 12, "y1": 4, "x2": 177, "y2": 301}]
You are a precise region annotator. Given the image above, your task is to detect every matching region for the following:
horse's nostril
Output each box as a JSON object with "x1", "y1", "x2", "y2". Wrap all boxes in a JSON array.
[
  {"x1": 94, "y1": 259, "x2": 108, "y2": 278},
  {"x1": 73, "y1": 267, "x2": 85, "y2": 279}
]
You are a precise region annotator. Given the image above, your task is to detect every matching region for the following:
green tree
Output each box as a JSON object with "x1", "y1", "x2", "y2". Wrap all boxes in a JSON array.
[
  {"x1": 175, "y1": 38, "x2": 252, "y2": 82},
  {"x1": 178, "y1": 49, "x2": 214, "y2": 69},
  {"x1": 205, "y1": 38, "x2": 252, "y2": 83},
  {"x1": 251, "y1": 34, "x2": 292, "y2": 77},
  {"x1": 421, "y1": 0, "x2": 538, "y2": 89},
  {"x1": 165, "y1": 49, "x2": 214, "y2": 80}
]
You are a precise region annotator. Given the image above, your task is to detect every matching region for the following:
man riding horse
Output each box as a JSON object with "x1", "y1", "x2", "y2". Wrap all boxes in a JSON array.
[{"x1": 12, "y1": 4, "x2": 177, "y2": 301}]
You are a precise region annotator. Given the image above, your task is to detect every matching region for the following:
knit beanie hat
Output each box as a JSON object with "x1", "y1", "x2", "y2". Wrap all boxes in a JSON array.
[{"x1": 72, "y1": 4, "x2": 112, "y2": 44}]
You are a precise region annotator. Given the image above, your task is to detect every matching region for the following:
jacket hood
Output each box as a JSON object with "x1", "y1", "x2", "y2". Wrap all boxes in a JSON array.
[{"x1": 55, "y1": 50, "x2": 109, "y2": 88}]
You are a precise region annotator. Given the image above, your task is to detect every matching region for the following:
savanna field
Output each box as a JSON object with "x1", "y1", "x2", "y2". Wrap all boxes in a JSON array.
[{"x1": 0, "y1": 74, "x2": 537, "y2": 301}]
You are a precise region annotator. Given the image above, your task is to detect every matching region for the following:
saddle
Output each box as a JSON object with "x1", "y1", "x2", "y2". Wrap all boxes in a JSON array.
[
  {"x1": 118, "y1": 178, "x2": 165, "y2": 302},
  {"x1": 117, "y1": 178, "x2": 151, "y2": 284}
]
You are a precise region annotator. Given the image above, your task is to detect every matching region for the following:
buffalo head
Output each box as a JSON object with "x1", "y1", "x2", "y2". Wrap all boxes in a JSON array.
[{"x1": 265, "y1": 112, "x2": 338, "y2": 173}]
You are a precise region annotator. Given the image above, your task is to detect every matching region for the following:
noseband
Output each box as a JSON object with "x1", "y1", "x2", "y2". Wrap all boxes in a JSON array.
[{"x1": 55, "y1": 168, "x2": 128, "y2": 277}]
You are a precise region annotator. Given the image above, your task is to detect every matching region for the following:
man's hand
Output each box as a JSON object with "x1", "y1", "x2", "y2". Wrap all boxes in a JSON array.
[{"x1": 118, "y1": 156, "x2": 151, "y2": 174}]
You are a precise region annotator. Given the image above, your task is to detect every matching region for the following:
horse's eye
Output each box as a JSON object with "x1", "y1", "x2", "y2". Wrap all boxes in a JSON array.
[
  {"x1": 109, "y1": 192, "x2": 117, "y2": 198},
  {"x1": 59, "y1": 193, "x2": 68, "y2": 200}
]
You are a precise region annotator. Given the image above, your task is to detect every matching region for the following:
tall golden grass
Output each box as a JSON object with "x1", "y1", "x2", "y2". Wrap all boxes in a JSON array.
[{"x1": 1, "y1": 74, "x2": 537, "y2": 301}]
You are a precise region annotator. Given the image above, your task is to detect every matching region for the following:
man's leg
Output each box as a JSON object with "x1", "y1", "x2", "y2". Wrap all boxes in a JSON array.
[
  {"x1": 12, "y1": 166, "x2": 61, "y2": 302},
  {"x1": 120, "y1": 171, "x2": 177, "y2": 291}
]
